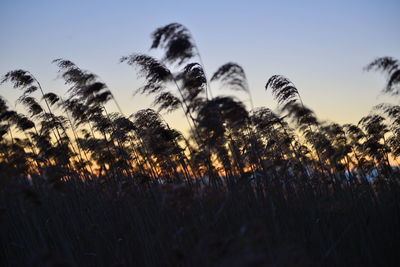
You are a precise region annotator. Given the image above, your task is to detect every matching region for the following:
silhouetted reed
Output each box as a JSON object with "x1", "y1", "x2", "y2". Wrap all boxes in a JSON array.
[{"x1": 1, "y1": 24, "x2": 399, "y2": 267}]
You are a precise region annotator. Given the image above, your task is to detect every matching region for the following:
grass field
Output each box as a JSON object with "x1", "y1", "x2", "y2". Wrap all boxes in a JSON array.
[{"x1": 1, "y1": 23, "x2": 400, "y2": 266}]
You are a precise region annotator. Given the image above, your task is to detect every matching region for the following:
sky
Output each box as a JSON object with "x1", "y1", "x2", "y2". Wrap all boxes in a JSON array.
[{"x1": 0, "y1": 0, "x2": 399, "y2": 134}]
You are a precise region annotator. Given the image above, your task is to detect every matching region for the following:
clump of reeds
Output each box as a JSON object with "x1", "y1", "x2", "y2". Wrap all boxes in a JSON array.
[{"x1": 0, "y1": 23, "x2": 399, "y2": 266}]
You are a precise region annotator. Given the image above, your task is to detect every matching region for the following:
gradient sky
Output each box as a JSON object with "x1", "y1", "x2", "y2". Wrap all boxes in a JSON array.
[{"x1": 1, "y1": 0, "x2": 399, "y2": 134}]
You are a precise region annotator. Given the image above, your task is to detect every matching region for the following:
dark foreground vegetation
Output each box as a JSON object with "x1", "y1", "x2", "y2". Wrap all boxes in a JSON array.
[
  {"x1": 2, "y1": 172, "x2": 400, "y2": 266},
  {"x1": 1, "y1": 23, "x2": 400, "y2": 266}
]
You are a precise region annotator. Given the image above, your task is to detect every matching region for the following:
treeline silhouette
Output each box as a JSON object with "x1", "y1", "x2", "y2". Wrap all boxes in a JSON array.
[{"x1": 1, "y1": 23, "x2": 400, "y2": 266}]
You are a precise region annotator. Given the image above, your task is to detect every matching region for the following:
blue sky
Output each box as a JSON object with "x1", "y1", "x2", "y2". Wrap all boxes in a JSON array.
[{"x1": 1, "y1": 0, "x2": 399, "y2": 133}]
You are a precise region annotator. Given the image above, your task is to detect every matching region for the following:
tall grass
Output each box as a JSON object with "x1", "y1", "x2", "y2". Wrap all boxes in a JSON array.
[{"x1": 1, "y1": 23, "x2": 400, "y2": 266}]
